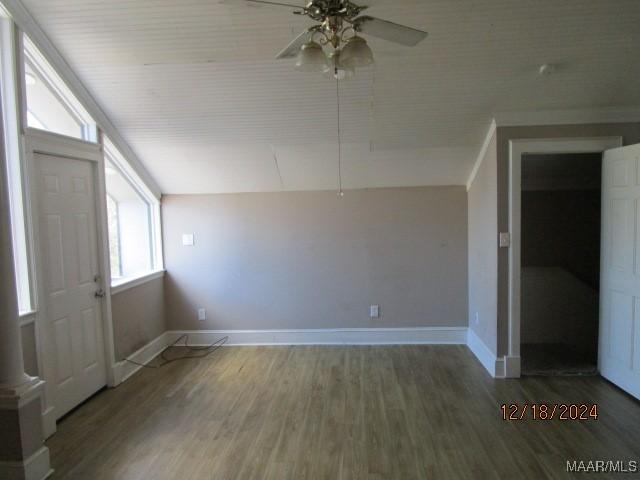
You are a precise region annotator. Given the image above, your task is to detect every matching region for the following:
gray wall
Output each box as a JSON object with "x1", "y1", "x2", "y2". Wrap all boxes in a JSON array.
[
  {"x1": 162, "y1": 187, "x2": 468, "y2": 331},
  {"x1": 467, "y1": 132, "x2": 498, "y2": 354},
  {"x1": 495, "y1": 122, "x2": 640, "y2": 356},
  {"x1": 111, "y1": 277, "x2": 166, "y2": 359}
]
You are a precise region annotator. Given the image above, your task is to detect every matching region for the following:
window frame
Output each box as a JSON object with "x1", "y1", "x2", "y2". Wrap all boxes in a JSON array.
[
  {"x1": 103, "y1": 136, "x2": 163, "y2": 291},
  {"x1": 0, "y1": 14, "x2": 34, "y2": 316},
  {"x1": 106, "y1": 193, "x2": 123, "y2": 279},
  {"x1": 22, "y1": 34, "x2": 97, "y2": 142}
]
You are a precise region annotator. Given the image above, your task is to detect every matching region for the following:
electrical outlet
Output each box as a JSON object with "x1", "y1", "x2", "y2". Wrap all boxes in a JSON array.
[
  {"x1": 198, "y1": 308, "x2": 206, "y2": 321},
  {"x1": 182, "y1": 233, "x2": 195, "y2": 246},
  {"x1": 474, "y1": 312, "x2": 479, "y2": 325},
  {"x1": 370, "y1": 305, "x2": 379, "y2": 318}
]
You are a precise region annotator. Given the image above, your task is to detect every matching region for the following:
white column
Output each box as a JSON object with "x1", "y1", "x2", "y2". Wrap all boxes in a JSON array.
[
  {"x1": 0, "y1": 142, "x2": 31, "y2": 389},
  {"x1": 0, "y1": 17, "x2": 51, "y2": 479}
]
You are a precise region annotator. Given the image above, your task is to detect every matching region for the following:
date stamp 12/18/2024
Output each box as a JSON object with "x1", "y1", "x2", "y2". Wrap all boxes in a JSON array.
[{"x1": 501, "y1": 403, "x2": 599, "y2": 421}]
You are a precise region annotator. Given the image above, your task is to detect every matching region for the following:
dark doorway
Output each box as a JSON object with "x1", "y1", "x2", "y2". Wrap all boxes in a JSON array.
[{"x1": 520, "y1": 152, "x2": 602, "y2": 376}]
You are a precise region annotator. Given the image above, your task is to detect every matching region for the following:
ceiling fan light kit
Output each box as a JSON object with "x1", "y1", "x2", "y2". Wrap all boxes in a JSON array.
[
  {"x1": 294, "y1": 41, "x2": 329, "y2": 72},
  {"x1": 250, "y1": 0, "x2": 428, "y2": 78},
  {"x1": 339, "y1": 35, "x2": 373, "y2": 68},
  {"x1": 244, "y1": 0, "x2": 429, "y2": 194},
  {"x1": 325, "y1": 51, "x2": 354, "y2": 80}
]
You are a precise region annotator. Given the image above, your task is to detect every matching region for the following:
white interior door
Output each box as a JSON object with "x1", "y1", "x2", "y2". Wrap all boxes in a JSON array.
[
  {"x1": 600, "y1": 143, "x2": 640, "y2": 400},
  {"x1": 35, "y1": 151, "x2": 107, "y2": 418}
]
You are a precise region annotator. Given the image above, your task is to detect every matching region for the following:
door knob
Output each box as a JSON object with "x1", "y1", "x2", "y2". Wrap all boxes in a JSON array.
[{"x1": 94, "y1": 289, "x2": 105, "y2": 298}]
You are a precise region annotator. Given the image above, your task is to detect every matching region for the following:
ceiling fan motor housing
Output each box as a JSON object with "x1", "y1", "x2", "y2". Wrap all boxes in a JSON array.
[{"x1": 304, "y1": 0, "x2": 366, "y2": 22}]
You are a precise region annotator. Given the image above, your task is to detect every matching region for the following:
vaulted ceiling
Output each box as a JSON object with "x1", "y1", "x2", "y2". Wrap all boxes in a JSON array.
[{"x1": 20, "y1": 0, "x2": 640, "y2": 193}]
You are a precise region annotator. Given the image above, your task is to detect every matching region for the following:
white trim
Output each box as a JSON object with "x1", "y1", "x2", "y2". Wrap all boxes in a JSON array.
[
  {"x1": 466, "y1": 328, "x2": 498, "y2": 376},
  {"x1": 18, "y1": 311, "x2": 35, "y2": 327},
  {"x1": 103, "y1": 137, "x2": 164, "y2": 273},
  {"x1": 0, "y1": 17, "x2": 32, "y2": 313},
  {"x1": 466, "y1": 119, "x2": 496, "y2": 190},
  {"x1": 112, "y1": 327, "x2": 468, "y2": 386},
  {"x1": 0, "y1": 377, "x2": 43, "y2": 409},
  {"x1": 114, "y1": 327, "x2": 531, "y2": 386},
  {"x1": 165, "y1": 327, "x2": 468, "y2": 346},
  {"x1": 0, "y1": 0, "x2": 161, "y2": 199},
  {"x1": 465, "y1": 329, "x2": 519, "y2": 378},
  {"x1": 508, "y1": 136, "x2": 623, "y2": 377},
  {"x1": 23, "y1": 34, "x2": 96, "y2": 142},
  {"x1": 113, "y1": 332, "x2": 170, "y2": 385},
  {"x1": 24, "y1": 129, "x2": 117, "y2": 425},
  {"x1": 503, "y1": 355, "x2": 521, "y2": 378},
  {"x1": 494, "y1": 106, "x2": 640, "y2": 127},
  {"x1": 0, "y1": 446, "x2": 52, "y2": 480},
  {"x1": 41, "y1": 406, "x2": 55, "y2": 439},
  {"x1": 92, "y1": 129, "x2": 117, "y2": 387},
  {"x1": 25, "y1": 127, "x2": 101, "y2": 162},
  {"x1": 110, "y1": 269, "x2": 164, "y2": 295}
]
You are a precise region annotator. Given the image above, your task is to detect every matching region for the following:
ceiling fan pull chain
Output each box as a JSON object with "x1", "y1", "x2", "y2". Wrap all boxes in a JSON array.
[{"x1": 336, "y1": 76, "x2": 343, "y2": 197}]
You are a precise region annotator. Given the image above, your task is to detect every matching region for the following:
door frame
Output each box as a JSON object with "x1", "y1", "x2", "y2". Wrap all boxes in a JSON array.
[
  {"x1": 24, "y1": 127, "x2": 116, "y2": 437},
  {"x1": 508, "y1": 136, "x2": 623, "y2": 378}
]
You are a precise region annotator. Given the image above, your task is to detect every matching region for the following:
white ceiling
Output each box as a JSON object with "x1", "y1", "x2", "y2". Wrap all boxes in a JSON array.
[{"x1": 20, "y1": 0, "x2": 640, "y2": 194}]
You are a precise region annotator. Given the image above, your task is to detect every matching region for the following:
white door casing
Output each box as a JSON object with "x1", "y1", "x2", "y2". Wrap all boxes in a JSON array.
[
  {"x1": 25, "y1": 129, "x2": 117, "y2": 436},
  {"x1": 599, "y1": 143, "x2": 640, "y2": 400},
  {"x1": 508, "y1": 136, "x2": 623, "y2": 378}
]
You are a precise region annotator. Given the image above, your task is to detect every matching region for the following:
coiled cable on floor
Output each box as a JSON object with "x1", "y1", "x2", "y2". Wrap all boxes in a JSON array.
[{"x1": 123, "y1": 334, "x2": 228, "y2": 369}]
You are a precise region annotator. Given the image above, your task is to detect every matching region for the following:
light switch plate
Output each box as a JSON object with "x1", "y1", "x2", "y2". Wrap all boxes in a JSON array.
[
  {"x1": 182, "y1": 233, "x2": 195, "y2": 246},
  {"x1": 499, "y1": 232, "x2": 511, "y2": 248}
]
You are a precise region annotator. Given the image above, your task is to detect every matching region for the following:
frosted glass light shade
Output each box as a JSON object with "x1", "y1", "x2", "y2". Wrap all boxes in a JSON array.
[
  {"x1": 295, "y1": 41, "x2": 329, "y2": 72},
  {"x1": 340, "y1": 36, "x2": 374, "y2": 68}
]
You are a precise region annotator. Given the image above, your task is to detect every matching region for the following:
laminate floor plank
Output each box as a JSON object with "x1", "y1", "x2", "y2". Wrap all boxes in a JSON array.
[{"x1": 46, "y1": 345, "x2": 640, "y2": 479}]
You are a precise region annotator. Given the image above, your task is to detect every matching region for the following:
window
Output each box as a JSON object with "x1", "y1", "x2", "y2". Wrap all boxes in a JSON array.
[
  {"x1": 104, "y1": 137, "x2": 162, "y2": 285},
  {"x1": 23, "y1": 35, "x2": 97, "y2": 141},
  {"x1": 0, "y1": 14, "x2": 31, "y2": 313},
  {"x1": 106, "y1": 194, "x2": 122, "y2": 278}
]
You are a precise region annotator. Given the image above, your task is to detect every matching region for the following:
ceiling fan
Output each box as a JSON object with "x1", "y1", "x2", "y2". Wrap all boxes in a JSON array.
[{"x1": 245, "y1": 0, "x2": 428, "y2": 78}]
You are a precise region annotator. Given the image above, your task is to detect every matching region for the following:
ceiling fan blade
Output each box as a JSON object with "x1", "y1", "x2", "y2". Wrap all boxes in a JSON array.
[
  {"x1": 276, "y1": 29, "x2": 312, "y2": 59},
  {"x1": 353, "y1": 16, "x2": 428, "y2": 46},
  {"x1": 245, "y1": 0, "x2": 304, "y2": 9}
]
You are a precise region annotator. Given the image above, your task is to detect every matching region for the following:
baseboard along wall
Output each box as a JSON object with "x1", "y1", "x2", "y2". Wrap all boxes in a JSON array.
[{"x1": 114, "y1": 326, "x2": 516, "y2": 385}]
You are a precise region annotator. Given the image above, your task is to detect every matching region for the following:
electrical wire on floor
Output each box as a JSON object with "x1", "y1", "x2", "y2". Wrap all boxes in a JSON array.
[{"x1": 123, "y1": 334, "x2": 229, "y2": 369}]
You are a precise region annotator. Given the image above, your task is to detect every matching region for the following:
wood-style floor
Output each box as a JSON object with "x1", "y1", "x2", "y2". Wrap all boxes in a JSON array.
[{"x1": 47, "y1": 345, "x2": 640, "y2": 479}]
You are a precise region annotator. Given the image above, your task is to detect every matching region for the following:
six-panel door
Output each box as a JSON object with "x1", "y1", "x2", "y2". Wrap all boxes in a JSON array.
[
  {"x1": 600, "y1": 143, "x2": 640, "y2": 400},
  {"x1": 35, "y1": 152, "x2": 107, "y2": 419}
]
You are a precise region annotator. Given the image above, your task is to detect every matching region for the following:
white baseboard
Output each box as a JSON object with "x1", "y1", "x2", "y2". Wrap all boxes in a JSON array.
[
  {"x1": 503, "y1": 355, "x2": 521, "y2": 378},
  {"x1": 465, "y1": 329, "x2": 521, "y2": 378},
  {"x1": 0, "y1": 446, "x2": 52, "y2": 480},
  {"x1": 113, "y1": 333, "x2": 171, "y2": 384},
  {"x1": 466, "y1": 328, "x2": 498, "y2": 376},
  {"x1": 41, "y1": 407, "x2": 56, "y2": 440},
  {"x1": 166, "y1": 327, "x2": 468, "y2": 346},
  {"x1": 111, "y1": 327, "x2": 521, "y2": 384}
]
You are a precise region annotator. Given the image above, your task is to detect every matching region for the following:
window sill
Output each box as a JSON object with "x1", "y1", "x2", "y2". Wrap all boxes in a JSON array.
[
  {"x1": 110, "y1": 270, "x2": 165, "y2": 295},
  {"x1": 19, "y1": 311, "x2": 37, "y2": 327}
]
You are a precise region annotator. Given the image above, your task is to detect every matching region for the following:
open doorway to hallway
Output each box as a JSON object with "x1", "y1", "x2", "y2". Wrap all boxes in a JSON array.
[{"x1": 520, "y1": 152, "x2": 602, "y2": 375}]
